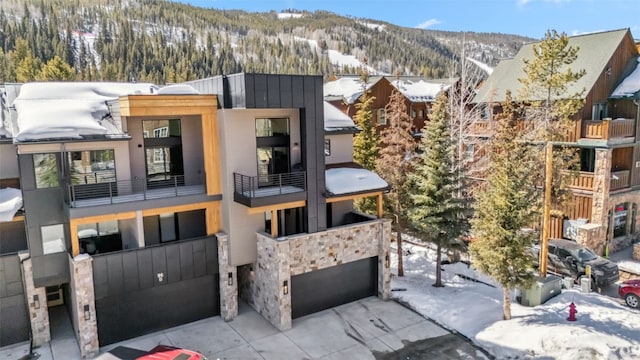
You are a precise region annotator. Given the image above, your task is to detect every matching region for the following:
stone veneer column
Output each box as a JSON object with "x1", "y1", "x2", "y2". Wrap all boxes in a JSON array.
[
  {"x1": 216, "y1": 232, "x2": 237, "y2": 321},
  {"x1": 590, "y1": 148, "x2": 612, "y2": 251},
  {"x1": 69, "y1": 254, "x2": 98, "y2": 359},
  {"x1": 378, "y1": 219, "x2": 392, "y2": 300},
  {"x1": 18, "y1": 251, "x2": 50, "y2": 347},
  {"x1": 255, "y1": 233, "x2": 291, "y2": 331}
]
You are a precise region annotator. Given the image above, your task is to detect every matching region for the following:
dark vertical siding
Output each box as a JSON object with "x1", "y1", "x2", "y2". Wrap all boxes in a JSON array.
[
  {"x1": 632, "y1": 144, "x2": 640, "y2": 187},
  {"x1": 0, "y1": 254, "x2": 30, "y2": 346}
]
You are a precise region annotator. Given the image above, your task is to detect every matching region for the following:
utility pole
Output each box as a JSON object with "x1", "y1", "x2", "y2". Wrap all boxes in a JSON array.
[{"x1": 539, "y1": 141, "x2": 553, "y2": 277}]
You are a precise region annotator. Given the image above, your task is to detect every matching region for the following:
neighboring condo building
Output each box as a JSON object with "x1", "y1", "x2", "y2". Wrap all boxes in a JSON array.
[
  {"x1": 472, "y1": 28, "x2": 640, "y2": 255},
  {"x1": 0, "y1": 74, "x2": 391, "y2": 358}
]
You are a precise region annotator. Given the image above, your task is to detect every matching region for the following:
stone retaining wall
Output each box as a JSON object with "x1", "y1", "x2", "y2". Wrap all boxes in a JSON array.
[
  {"x1": 18, "y1": 252, "x2": 50, "y2": 347},
  {"x1": 69, "y1": 254, "x2": 98, "y2": 359},
  {"x1": 217, "y1": 232, "x2": 237, "y2": 321}
]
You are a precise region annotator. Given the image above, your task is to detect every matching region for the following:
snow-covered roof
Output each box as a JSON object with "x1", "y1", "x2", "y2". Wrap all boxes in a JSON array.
[
  {"x1": 323, "y1": 77, "x2": 377, "y2": 104},
  {"x1": 611, "y1": 57, "x2": 640, "y2": 98},
  {"x1": 324, "y1": 101, "x2": 356, "y2": 132},
  {"x1": 390, "y1": 79, "x2": 451, "y2": 102},
  {"x1": 12, "y1": 82, "x2": 156, "y2": 142},
  {"x1": 325, "y1": 167, "x2": 388, "y2": 196},
  {"x1": 156, "y1": 84, "x2": 200, "y2": 95},
  {"x1": 0, "y1": 188, "x2": 22, "y2": 222}
]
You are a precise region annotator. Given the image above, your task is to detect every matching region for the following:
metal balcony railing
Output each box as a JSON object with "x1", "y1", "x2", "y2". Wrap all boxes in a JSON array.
[
  {"x1": 234, "y1": 172, "x2": 306, "y2": 198},
  {"x1": 68, "y1": 175, "x2": 205, "y2": 207}
]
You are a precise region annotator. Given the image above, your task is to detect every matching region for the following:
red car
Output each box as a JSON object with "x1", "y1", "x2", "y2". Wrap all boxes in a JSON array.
[{"x1": 618, "y1": 278, "x2": 640, "y2": 309}]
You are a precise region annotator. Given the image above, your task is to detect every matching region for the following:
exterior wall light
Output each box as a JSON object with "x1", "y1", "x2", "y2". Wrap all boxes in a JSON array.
[
  {"x1": 84, "y1": 304, "x2": 91, "y2": 321},
  {"x1": 227, "y1": 272, "x2": 233, "y2": 286},
  {"x1": 283, "y1": 280, "x2": 289, "y2": 295},
  {"x1": 33, "y1": 294, "x2": 40, "y2": 309},
  {"x1": 385, "y1": 253, "x2": 390, "y2": 268}
]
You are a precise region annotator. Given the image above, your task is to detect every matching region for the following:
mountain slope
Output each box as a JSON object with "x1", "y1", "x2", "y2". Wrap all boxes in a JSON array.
[{"x1": 0, "y1": 0, "x2": 534, "y2": 83}]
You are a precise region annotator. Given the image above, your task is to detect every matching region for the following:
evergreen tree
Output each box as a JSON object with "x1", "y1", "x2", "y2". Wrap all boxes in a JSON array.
[
  {"x1": 408, "y1": 93, "x2": 468, "y2": 287},
  {"x1": 11, "y1": 39, "x2": 41, "y2": 82},
  {"x1": 376, "y1": 88, "x2": 415, "y2": 277},
  {"x1": 352, "y1": 66, "x2": 380, "y2": 215},
  {"x1": 469, "y1": 91, "x2": 538, "y2": 320},
  {"x1": 37, "y1": 55, "x2": 75, "y2": 80},
  {"x1": 518, "y1": 30, "x2": 584, "y2": 235}
]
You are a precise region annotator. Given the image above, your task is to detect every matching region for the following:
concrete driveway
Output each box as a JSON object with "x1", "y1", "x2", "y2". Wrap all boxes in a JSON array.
[
  {"x1": 1, "y1": 297, "x2": 489, "y2": 359},
  {"x1": 99, "y1": 297, "x2": 487, "y2": 359}
]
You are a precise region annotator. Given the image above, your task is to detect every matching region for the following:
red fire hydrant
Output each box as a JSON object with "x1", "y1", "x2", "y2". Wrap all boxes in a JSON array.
[{"x1": 567, "y1": 302, "x2": 577, "y2": 321}]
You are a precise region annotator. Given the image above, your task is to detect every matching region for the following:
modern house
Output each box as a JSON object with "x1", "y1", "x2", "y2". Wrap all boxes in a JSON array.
[
  {"x1": 472, "y1": 28, "x2": 640, "y2": 255},
  {"x1": 324, "y1": 75, "x2": 457, "y2": 137},
  {"x1": 0, "y1": 74, "x2": 391, "y2": 358}
]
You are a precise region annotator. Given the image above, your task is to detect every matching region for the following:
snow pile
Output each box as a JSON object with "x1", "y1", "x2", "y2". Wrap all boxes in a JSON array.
[
  {"x1": 13, "y1": 82, "x2": 155, "y2": 141},
  {"x1": 391, "y1": 242, "x2": 640, "y2": 359},
  {"x1": 325, "y1": 168, "x2": 388, "y2": 195},
  {"x1": 390, "y1": 79, "x2": 451, "y2": 102},
  {"x1": 617, "y1": 259, "x2": 640, "y2": 275},
  {"x1": 324, "y1": 78, "x2": 371, "y2": 104},
  {"x1": 0, "y1": 188, "x2": 23, "y2": 222},
  {"x1": 324, "y1": 101, "x2": 356, "y2": 130},
  {"x1": 156, "y1": 84, "x2": 200, "y2": 95},
  {"x1": 612, "y1": 57, "x2": 640, "y2": 98}
]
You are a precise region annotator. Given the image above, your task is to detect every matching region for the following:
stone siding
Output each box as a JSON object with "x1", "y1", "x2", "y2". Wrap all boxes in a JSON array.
[
  {"x1": 69, "y1": 254, "x2": 98, "y2": 359},
  {"x1": 18, "y1": 252, "x2": 50, "y2": 347},
  {"x1": 246, "y1": 218, "x2": 392, "y2": 330},
  {"x1": 216, "y1": 232, "x2": 237, "y2": 321},
  {"x1": 634, "y1": 243, "x2": 640, "y2": 261}
]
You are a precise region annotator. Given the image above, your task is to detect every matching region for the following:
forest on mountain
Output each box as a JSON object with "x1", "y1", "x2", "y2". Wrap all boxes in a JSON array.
[{"x1": 0, "y1": 0, "x2": 534, "y2": 84}]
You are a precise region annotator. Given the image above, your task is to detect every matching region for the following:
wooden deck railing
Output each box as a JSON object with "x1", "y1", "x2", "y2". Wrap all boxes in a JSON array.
[
  {"x1": 610, "y1": 170, "x2": 630, "y2": 191},
  {"x1": 568, "y1": 171, "x2": 595, "y2": 190},
  {"x1": 469, "y1": 121, "x2": 492, "y2": 136},
  {"x1": 582, "y1": 118, "x2": 635, "y2": 140}
]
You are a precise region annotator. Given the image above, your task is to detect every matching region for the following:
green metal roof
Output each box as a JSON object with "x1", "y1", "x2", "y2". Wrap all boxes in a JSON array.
[{"x1": 473, "y1": 29, "x2": 631, "y2": 103}]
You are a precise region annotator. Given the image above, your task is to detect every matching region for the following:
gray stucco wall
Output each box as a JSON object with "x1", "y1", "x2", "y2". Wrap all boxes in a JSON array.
[
  {"x1": 218, "y1": 108, "x2": 301, "y2": 266},
  {"x1": 325, "y1": 133, "x2": 354, "y2": 165}
]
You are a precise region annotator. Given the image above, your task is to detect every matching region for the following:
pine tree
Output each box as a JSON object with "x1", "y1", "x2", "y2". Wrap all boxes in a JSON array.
[
  {"x1": 376, "y1": 88, "x2": 415, "y2": 277},
  {"x1": 408, "y1": 93, "x2": 468, "y2": 287},
  {"x1": 352, "y1": 66, "x2": 380, "y2": 214},
  {"x1": 469, "y1": 91, "x2": 539, "y2": 320},
  {"x1": 37, "y1": 55, "x2": 75, "y2": 80},
  {"x1": 11, "y1": 39, "x2": 41, "y2": 82},
  {"x1": 518, "y1": 30, "x2": 584, "y2": 237}
]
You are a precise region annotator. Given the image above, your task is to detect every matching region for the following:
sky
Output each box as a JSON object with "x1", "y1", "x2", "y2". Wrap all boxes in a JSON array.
[
  {"x1": 390, "y1": 240, "x2": 640, "y2": 359},
  {"x1": 177, "y1": 0, "x2": 639, "y2": 39}
]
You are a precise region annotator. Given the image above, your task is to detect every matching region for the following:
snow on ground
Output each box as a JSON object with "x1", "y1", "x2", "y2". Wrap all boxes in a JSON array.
[
  {"x1": 357, "y1": 21, "x2": 386, "y2": 31},
  {"x1": 390, "y1": 241, "x2": 640, "y2": 360},
  {"x1": 466, "y1": 57, "x2": 494, "y2": 75},
  {"x1": 294, "y1": 37, "x2": 381, "y2": 75},
  {"x1": 277, "y1": 12, "x2": 303, "y2": 19}
]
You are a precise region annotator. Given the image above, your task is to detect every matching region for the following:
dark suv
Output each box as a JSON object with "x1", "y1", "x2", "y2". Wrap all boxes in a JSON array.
[{"x1": 537, "y1": 239, "x2": 619, "y2": 289}]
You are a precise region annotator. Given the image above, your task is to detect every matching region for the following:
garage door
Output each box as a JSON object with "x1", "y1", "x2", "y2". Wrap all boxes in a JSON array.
[
  {"x1": 93, "y1": 237, "x2": 220, "y2": 345},
  {"x1": 291, "y1": 257, "x2": 378, "y2": 319},
  {"x1": 0, "y1": 254, "x2": 30, "y2": 347}
]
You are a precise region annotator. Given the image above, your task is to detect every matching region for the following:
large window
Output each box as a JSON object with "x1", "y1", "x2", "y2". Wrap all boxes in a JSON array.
[
  {"x1": 592, "y1": 103, "x2": 608, "y2": 120},
  {"x1": 41, "y1": 224, "x2": 66, "y2": 254},
  {"x1": 34, "y1": 153, "x2": 59, "y2": 188},
  {"x1": 143, "y1": 119, "x2": 181, "y2": 138},
  {"x1": 143, "y1": 119, "x2": 184, "y2": 186},
  {"x1": 613, "y1": 203, "x2": 628, "y2": 238},
  {"x1": 256, "y1": 118, "x2": 289, "y2": 137},
  {"x1": 77, "y1": 220, "x2": 121, "y2": 255},
  {"x1": 68, "y1": 149, "x2": 115, "y2": 185}
]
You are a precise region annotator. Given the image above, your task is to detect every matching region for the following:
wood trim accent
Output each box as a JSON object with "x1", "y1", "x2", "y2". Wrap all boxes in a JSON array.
[
  {"x1": 69, "y1": 212, "x2": 137, "y2": 257},
  {"x1": 119, "y1": 95, "x2": 221, "y2": 196},
  {"x1": 271, "y1": 209, "x2": 278, "y2": 238},
  {"x1": 246, "y1": 200, "x2": 307, "y2": 215},
  {"x1": 325, "y1": 192, "x2": 383, "y2": 204},
  {"x1": 377, "y1": 193, "x2": 383, "y2": 219},
  {"x1": 141, "y1": 201, "x2": 216, "y2": 217},
  {"x1": 206, "y1": 201, "x2": 222, "y2": 235},
  {"x1": 10, "y1": 215, "x2": 25, "y2": 222},
  {"x1": 201, "y1": 111, "x2": 221, "y2": 195}
]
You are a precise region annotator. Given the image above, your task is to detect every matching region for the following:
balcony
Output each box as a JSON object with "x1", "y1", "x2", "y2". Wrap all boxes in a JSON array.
[
  {"x1": 233, "y1": 172, "x2": 307, "y2": 208},
  {"x1": 469, "y1": 121, "x2": 493, "y2": 136},
  {"x1": 68, "y1": 175, "x2": 205, "y2": 208},
  {"x1": 569, "y1": 171, "x2": 594, "y2": 191},
  {"x1": 610, "y1": 170, "x2": 630, "y2": 191},
  {"x1": 581, "y1": 118, "x2": 635, "y2": 140}
]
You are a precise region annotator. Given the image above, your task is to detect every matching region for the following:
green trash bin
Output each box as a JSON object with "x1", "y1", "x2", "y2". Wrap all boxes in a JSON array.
[{"x1": 519, "y1": 275, "x2": 563, "y2": 307}]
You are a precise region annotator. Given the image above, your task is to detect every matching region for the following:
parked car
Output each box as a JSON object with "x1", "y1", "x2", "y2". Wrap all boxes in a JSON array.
[
  {"x1": 533, "y1": 239, "x2": 619, "y2": 290},
  {"x1": 104, "y1": 345, "x2": 207, "y2": 360},
  {"x1": 618, "y1": 278, "x2": 640, "y2": 309}
]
